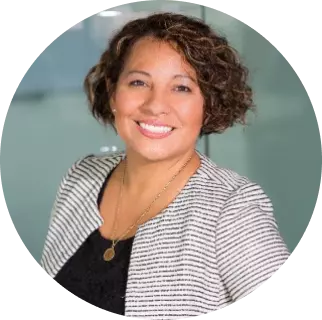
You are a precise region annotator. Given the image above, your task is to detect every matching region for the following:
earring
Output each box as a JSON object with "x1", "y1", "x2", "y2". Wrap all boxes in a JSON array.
[{"x1": 112, "y1": 109, "x2": 116, "y2": 113}]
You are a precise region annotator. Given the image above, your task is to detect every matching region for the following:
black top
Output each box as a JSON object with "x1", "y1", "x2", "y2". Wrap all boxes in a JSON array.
[{"x1": 55, "y1": 171, "x2": 134, "y2": 315}]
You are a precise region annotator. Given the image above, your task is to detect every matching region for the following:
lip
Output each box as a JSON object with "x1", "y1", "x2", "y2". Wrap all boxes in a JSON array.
[{"x1": 135, "y1": 121, "x2": 174, "y2": 139}]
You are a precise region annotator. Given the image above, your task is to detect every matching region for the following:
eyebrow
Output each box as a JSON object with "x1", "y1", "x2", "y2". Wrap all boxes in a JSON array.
[{"x1": 125, "y1": 70, "x2": 197, "y2": 83}]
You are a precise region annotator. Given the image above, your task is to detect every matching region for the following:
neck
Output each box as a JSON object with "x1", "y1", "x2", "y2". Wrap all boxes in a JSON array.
[{"x1": 121, "y1": 149, "x2": 199, "y2": 196}]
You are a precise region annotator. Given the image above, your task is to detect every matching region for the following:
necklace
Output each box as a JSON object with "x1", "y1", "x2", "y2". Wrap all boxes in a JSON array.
[{"x1": 103, "y1": 154, "x2": 193, "y2": 262}]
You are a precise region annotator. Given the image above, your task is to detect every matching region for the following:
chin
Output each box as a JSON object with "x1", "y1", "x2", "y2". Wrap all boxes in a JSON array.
[{"x1": 128, "y1": 143, "x2": 180, "y2": 162}]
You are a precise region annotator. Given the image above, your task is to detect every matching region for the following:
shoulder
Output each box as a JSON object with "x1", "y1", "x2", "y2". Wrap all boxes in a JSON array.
[
  {"x1": 198, "y1": 152, "x2": 272, "y2": 212},
  {"x1": 55, "y1": 152, "x2": 124, "y2": 196},
  {"x1": 200, "y1": 155, "x2": 262, "y2": 198},
  {"x1": 209, "y1": 162, "x2": 273, "y2": 219},
  {"x1": 63, "y1": 152, "x2": 124, "y2": 180},
  {"x1": 49, "y1": 152, "x2": 124, "y2": 220}
]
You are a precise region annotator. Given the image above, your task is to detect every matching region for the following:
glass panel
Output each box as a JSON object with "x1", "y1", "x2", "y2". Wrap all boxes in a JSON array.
[{"x1": 205, "y1": 8, "x2": 321, "y2": 252}]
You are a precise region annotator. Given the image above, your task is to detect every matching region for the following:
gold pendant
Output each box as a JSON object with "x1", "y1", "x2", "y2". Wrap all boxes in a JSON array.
[{"x1": 103, "y1": 247, "x2": 115, "y2": 261}]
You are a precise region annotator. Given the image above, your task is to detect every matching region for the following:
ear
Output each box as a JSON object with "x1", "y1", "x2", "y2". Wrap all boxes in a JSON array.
[{"x1": 110, "y1": 92, "x2": 116, "y2": 109}]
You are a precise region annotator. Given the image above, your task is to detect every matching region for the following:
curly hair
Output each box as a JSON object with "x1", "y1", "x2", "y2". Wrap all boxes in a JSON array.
[{"x1": 84, "y1": 12, "x2": 254, "y2": 135}]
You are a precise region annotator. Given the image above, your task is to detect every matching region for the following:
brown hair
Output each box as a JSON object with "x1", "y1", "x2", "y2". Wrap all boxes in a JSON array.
[{"x1": 84, "y1": 12, "x2": 254, "y2": 135}]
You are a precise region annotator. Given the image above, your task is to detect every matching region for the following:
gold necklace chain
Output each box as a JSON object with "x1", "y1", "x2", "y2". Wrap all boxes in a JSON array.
[{"x1": 103, "y1": 154, "x2": 193, "y2": 261}]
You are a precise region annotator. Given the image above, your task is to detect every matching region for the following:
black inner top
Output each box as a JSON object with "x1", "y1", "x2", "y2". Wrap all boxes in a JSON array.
[{"x1": 54, "y1": 170, "x2": 134, "y2": 315}]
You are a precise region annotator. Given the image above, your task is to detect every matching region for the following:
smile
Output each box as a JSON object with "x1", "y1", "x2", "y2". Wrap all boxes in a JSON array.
[{"x1": 135, "y1": 121, "x2": 175, "y2": 139}]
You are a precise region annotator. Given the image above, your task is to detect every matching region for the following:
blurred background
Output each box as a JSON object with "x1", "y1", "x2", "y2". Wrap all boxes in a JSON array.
[{"x1": 0, "y1": 0, "x2": 321, "y2": 262}]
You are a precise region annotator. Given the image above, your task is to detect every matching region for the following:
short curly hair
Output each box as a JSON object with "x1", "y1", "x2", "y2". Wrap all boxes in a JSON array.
[{"x1": 84, "y1": 12, "x2": 254, "y2": 135}]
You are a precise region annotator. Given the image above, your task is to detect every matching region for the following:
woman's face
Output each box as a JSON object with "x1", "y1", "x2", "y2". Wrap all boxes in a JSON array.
[{"x1": 111, "y1": 37, "x2": 204, "y2": 161}]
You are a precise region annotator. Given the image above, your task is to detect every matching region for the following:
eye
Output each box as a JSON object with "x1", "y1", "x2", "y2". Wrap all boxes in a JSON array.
[
  {"x1": 174, "y1": 85, "x2": 192, "y2": 93},
  {"x1": 129, "y1": 80, "x2": 146, "y2": 87}
]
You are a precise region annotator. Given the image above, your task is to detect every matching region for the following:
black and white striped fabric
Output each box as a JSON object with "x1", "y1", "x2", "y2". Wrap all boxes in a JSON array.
[{"x1": 41, "y1": 152, "x2": 290, "y2": 319}]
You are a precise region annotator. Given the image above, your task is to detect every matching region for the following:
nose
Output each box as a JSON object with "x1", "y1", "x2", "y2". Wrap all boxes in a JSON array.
[{"x1": 141, "y1": 87, "x2": 170, "y2": 116}]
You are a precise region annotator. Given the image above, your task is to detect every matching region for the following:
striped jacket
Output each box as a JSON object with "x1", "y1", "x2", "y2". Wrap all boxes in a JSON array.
[{"x1": 41, "y1": 151, "x2": 290, "y2": 319}]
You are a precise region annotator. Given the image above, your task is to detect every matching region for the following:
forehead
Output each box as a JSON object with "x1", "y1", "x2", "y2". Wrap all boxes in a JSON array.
[{"x1": 123, "y1": 37, "x2": 196, "y2": 76}]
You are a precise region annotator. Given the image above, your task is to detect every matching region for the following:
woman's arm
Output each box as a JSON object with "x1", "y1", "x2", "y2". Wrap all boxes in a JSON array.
[{"x1": 216, "y1": 182, "x2": 290, "y2": 301}]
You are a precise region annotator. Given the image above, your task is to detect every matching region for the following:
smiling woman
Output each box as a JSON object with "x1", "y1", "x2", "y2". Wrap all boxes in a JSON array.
[{"x1": 41, "y1": 12, "x2": 289, "y2": 319}]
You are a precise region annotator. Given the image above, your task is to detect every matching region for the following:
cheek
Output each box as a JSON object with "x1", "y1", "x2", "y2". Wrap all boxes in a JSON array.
[
  {"x1": 114, "y1": 90, "x2": 146, "y2": 116},
  {"x1": 177, "y1": 100, "x2": 204, "y2": 128}
]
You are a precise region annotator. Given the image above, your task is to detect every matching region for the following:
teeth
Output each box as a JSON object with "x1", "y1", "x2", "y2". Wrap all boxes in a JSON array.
[{"x1": 139, "y1": 122, "x2": 173, "y2": 133}]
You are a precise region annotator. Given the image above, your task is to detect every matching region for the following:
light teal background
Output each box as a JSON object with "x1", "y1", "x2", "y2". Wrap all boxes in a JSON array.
[{"x1": 0, "y1": 1, "x2": 321, "y2": 262}]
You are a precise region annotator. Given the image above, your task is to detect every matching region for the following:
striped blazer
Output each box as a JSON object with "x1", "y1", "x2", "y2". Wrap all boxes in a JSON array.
[{"x1": 41, "y1": 151, "x2": 290, "y2": 319}]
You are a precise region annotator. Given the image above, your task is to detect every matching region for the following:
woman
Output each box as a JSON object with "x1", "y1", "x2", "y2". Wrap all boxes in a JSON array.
[{"x1": 41, "y1": 12, "x2": 289, "y2": 319}]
